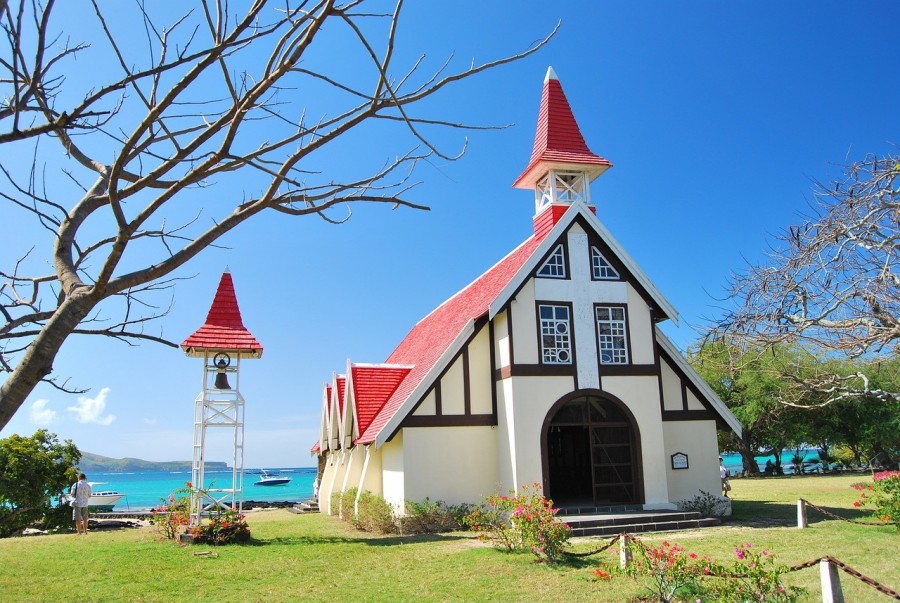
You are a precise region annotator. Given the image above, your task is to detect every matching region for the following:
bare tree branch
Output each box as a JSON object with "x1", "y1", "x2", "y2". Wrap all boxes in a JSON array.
[{"x1": 0, "y1": 0, "x2": 555, "y2": 427}]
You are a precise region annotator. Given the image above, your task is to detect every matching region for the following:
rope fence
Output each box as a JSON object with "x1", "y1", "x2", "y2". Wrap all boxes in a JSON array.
[
  {"x1": 800, "y1": 497, "x2": 900, "y2": 527},
  {"x1": 567, "y1": 530, "x2": 900, "y2": 601}
]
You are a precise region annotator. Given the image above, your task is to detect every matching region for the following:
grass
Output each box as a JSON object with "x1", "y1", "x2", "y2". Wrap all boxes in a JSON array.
[{"x1": 0, "y1": 474, "x2": 896, "y2": 602}]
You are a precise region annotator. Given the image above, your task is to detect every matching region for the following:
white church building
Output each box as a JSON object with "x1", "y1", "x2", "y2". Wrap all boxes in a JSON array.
[{"x1": 312, "y1": 67, "x2": 741, "y2": 515}]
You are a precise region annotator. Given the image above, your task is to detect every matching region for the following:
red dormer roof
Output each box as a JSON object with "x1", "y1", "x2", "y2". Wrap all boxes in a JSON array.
[
  {"x1": 181, "y1": 271, "x2": 263, "y2": 357},
  {"x1": 335, "y1": 375, "x2": 346, "y2": 419},
  {"x1": 513, "y1": 67, "x2": 612, "y2": 190},
  {"x1": 349, "y1": 364, "x2": 413, "y2": 443},
  {"x1": 356, "y1": 235, "x2": 544, "y2": 445}
]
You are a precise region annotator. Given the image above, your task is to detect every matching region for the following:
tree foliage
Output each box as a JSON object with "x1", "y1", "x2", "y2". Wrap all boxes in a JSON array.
[
  {"x1": 0, "y1": 0, "x2": 554, "y2": 428},
  {"x1": 0, "y1": 429, "x2": 80, "y2": 537},
  {"x1": 689, "y1": 340, "x2": 803, "y2": 473},
  {"x1": 709, "y1": 152, "x2": 899, "y2": 407}
]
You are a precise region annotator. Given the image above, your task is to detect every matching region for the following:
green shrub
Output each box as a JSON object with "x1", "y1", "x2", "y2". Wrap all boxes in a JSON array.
[
  {"x1": 400, "y1": 498, "x2": 470, "y2": 534},
  {"x1": 354, "y1": 490, "x2": 397, "y2": 534},
  {"x1": 330, "y1": 487, "x2": 357, "y2": 520},
  {"x1": 465, "y1": 483, "x2": 571, "y2": 563},
  {"x1": 189, "y1": 508, "x2": 250, "y2": 545},
  {"x1": 675, "y1": 490, "x2": 730, "y2": 518}
]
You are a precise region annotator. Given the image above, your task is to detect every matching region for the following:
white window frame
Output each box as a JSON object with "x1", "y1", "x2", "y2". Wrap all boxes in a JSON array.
[
  {"x1": 539, "y1": 304, "x2": 572, "y2": 365},
  {"x1": 596, "y1": 305, "x2": 629, "y2": 365},
  {"x1": 591, "y1": 246, "x2": 620, "y2": 280},
  {"x1": 537, "y1": 244, "x2": 567, "y2": 279}
]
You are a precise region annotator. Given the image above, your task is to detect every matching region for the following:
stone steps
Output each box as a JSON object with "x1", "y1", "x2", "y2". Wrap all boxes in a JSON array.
[
  {"x1": 562, "y1": 510, "x2": 721, "y2": 537},
  {"x1": 289, "y1": 499, "x2": 320, "y2": 514}
]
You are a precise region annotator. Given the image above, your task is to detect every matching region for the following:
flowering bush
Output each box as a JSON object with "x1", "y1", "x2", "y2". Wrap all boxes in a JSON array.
[
  {"x1": 189, "y1": 507, "x2": 250, "y2": 545},
  {"x1": 618, "y1": 540, "x2": 709, "y2": 602},
  {"x1": 465, "y1": 483, "x2": 571, "y2": 563},
  {"x1": 150, "y1": 482, "x2": 191, "y2": 540},
  {"x1": 854, "y1": 470, "x2": 900, "y2": 530},
  {"x1": 605, "y1": 540, "x2": 804, "y2": 602},
  {"x1": 705, "y1": 544, "x2": 805, "y2": 602}
]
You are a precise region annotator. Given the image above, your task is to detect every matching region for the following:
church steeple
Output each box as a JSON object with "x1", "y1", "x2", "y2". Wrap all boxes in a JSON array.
[{"x1": 513, "y1": 67, "x2": 612, "y2": 237}]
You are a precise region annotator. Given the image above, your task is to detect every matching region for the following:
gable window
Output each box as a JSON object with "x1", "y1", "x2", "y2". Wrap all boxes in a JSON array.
[
  {"x1": 537, "y1": 244, "x2": 566, "y2": 279},
  {"x1": 591, "y1": 246, "x2": 620, "y2": 280},
  {"x1": 596, "y1": 305, "x2": 628, "y2": 364},
  {"x1": 539, "y1": 304, "x2": 572, "y2": 364}
]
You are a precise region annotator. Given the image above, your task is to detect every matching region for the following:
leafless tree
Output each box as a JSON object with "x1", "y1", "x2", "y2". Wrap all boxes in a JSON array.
[
  {"x1": 0, "y1": 0, "x2": 556, "y2": 428},
  {"x1": 709, "y1": 152, "x2": 899, "y2": 407}
]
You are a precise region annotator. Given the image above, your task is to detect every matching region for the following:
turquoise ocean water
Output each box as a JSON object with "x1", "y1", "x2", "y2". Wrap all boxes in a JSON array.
[
  {"x1": 85, "y1": 467, "x2": 317, "y2": 511},
  {"x1": 720, "y1": 449, "x2": 822, "y2": 475}
]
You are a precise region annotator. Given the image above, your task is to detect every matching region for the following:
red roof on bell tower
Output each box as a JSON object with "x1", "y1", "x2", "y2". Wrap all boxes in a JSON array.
[
  {"x1": 181, "y1": 271, "x2": 263, "y2": 358},
  {"x1": 513, "y1": 67, "x2": 612, "y2": 189}
]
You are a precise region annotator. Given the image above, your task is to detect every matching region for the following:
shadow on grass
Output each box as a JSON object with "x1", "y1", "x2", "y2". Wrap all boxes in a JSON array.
[
  {"x1": 729, "y1": 499, "x2": 871, "y2": 528},
  {"x1": 249, "y1": 531, "x2": 469, "y2": 547}
]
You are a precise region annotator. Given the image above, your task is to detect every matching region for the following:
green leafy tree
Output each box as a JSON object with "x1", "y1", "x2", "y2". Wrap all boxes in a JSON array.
[
  {"x1": 689, "y1": 341, "x2": 811, "y2": 474},
  {"x1": 0, "y1": 429, "x2": 80, "y2": 537}
]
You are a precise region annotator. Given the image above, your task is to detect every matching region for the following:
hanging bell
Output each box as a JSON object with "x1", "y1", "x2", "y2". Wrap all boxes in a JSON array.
[
  {"x1": 212, "y1": 352, "x2": 232, "y2": 389},
  {"x1": 214, "y1": 371, "x2": 231, "y2": 390}
]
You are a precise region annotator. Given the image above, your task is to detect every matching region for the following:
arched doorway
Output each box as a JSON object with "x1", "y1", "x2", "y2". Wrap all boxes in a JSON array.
[{"x1": 543, "y1": 393, "x2": 641, "y2": 506}]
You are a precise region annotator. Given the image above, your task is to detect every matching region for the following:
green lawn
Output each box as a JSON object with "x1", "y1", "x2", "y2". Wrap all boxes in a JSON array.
[{"x1": 0, "y1": 474, "x2": 895, "y2": 602}]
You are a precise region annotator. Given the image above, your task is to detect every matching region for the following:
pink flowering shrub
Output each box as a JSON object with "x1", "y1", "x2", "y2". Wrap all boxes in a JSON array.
[
  {"x1": 465, "y1": 483, "x2": 571, "y2": 563},
  {"x1": 617, "y1": 540, "x2": 712, "y2": 602},
  {"x1": 854, "y1": 470, "x2": 900, "y2": 530},
  {"x1": 602, "y1": 540, "x2": 804, "y2": 602},
  {"x1": 150, "y1": 482, "x2": 191, "y2": 540},
  {"x1": 705, "y1": 544, "x2": 805, "y2": 602}
]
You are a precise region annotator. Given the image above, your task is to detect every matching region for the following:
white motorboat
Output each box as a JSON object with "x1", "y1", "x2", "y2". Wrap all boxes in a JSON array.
[
  {"x1": 88, "y1": 486, "x2": 124, "y2": 509},
  {"x1": 66, "y1": 482, "x2": 124, "y2": 510},
  {"x1": 253, "y1": 470, "x2": 291, "y2": 486}
]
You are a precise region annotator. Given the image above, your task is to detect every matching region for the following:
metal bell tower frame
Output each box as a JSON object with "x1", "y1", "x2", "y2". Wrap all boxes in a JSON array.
[{"x1": 181, "y1": 271, "x2": 263, "y2": 527}]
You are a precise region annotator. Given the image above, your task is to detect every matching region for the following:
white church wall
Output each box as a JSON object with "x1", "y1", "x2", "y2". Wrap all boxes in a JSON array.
[
  {"x1": 401, "y1": 426, "x2": 499, "y2": 507},
  {"x1": 662, "y1": 420, "x2": 722, "y2": 502},
  {"x1": 468, "y1": 325, "x2": 493, "y2": 415},
  {"x1": 626, "y1": 285, "x2": 655, "y2": 365},
  {"x1": 381, "y1": 432, "x2": 405, "y2": 512}
]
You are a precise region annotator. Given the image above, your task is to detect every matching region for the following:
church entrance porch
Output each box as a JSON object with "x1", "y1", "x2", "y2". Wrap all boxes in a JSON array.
[{"x1": 543, "y1": 393, "x2": 641, "y2": 507}]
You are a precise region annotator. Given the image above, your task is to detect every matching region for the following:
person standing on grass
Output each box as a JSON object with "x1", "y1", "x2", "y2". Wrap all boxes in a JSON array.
[
  {"x1": 71, "y1": 473, "x2": 92, "y2": 535},
  {"x1": 719, "y1": 458, "x2": 730, "y2": 497}
]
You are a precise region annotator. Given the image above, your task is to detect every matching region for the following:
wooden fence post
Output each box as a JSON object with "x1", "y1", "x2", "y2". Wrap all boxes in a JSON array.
[
  {"x1": 820, "y1": 558, "x2": 845, "y2": 603},
  {"x1": 619, "y1": 534, "x2": 632, "y2": 569},
  {"x1": 797, "y1": 498, "x2": 808, "y2": 529}
]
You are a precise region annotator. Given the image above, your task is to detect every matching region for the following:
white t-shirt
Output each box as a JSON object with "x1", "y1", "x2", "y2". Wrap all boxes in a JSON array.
[
  {"x1": 71, "y1": 480, "x2": 93, "y2": 507},
  {"x1": 719, "y1": 465, "x2": 728, "y2": 479}
]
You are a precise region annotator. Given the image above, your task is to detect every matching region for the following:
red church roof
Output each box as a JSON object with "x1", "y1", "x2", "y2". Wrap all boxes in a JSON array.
[
  {"x1": 350, "y1": 364, "x2": 413, "y2": 442},
  {"x1": 181, "y1": 271, "x2": 263, "y2": 358},
  {"x1": 335, "y1": 375, "x2": 346, "y2": 419},
  {"x1": 356, "y1": 235, "x2": 544, "y2": 444},
  {"x1": 513, "y1": 67, "x2": 611, "y2": 190}
]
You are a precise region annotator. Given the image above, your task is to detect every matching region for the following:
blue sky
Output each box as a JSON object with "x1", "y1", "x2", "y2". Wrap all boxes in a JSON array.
[{"x1": 2, "y1": 1, "x2": 898, "y2": 467}]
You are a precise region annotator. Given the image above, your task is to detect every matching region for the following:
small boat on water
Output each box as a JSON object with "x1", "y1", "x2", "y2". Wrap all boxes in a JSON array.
[
  {"x1": 65, "y1": 482, "x2": 125, "y2": 510},
  {"x1": 253, "y1": 470, "x2": 291, "y2": 486}
]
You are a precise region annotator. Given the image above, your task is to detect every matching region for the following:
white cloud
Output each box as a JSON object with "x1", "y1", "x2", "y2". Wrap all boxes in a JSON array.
[
  {"x1": 30, "y1": 399, "x2": 57, "y2": 425},
  {"x1": 67, "y1": 387, "x2": 116, "y2": 425},
  {"x1": 142, "y1": 418, "x2": 158, "y2": 425}
]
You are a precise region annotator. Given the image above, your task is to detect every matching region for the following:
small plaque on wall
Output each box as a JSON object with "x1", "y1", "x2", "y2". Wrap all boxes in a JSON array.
[{"x1": 671, "y1": 452, "x2": 689, "y2": 470}]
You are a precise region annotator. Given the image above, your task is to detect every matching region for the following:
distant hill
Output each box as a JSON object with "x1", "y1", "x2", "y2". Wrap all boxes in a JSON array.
[{"x1": 78, "y1": 451, "x2": 229, "y2": 473}]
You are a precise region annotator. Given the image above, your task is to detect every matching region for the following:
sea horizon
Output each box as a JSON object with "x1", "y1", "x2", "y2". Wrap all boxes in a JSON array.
[{"x1": 86, "y1": 466, "x2": 318, "y2": 511}]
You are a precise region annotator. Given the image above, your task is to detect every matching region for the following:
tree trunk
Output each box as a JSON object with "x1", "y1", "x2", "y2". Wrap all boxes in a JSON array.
[{"x1": 0, "y1": 295, "x2": 95, "y2": 428}]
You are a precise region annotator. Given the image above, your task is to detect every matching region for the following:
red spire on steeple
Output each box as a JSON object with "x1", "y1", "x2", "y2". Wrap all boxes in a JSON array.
[
  {"x1": 513, "y1": 67, "x2": 612, "y2": 190},
  {"x1": 181, "y1": 271, "x2": 263, "y2": 358}
]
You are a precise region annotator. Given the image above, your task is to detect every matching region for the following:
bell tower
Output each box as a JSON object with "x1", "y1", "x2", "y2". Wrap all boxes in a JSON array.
[
  {"x1": 513, "y1": 67, "x2": 612, "y2": 238},
  {"x1": 181, "y1": 270, "x2": 263, "y2": 526}
]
